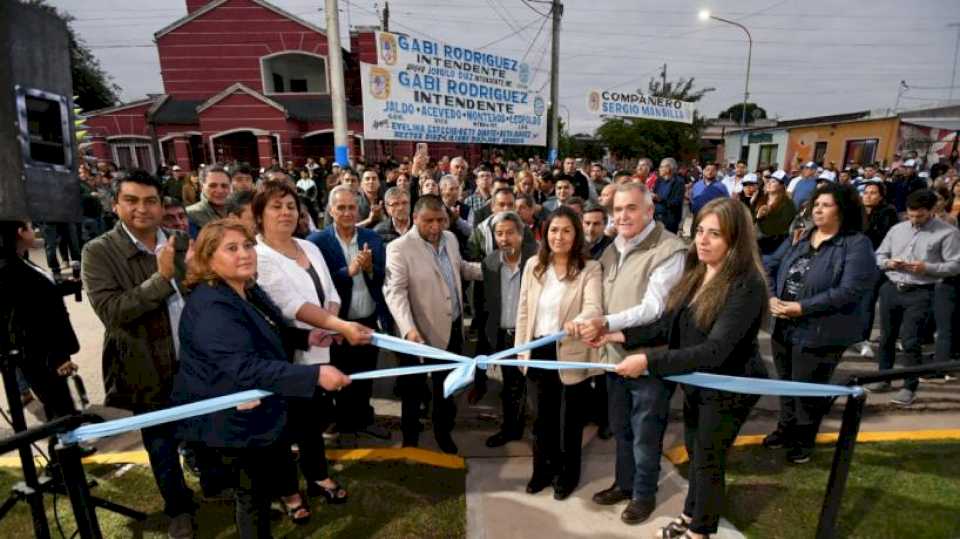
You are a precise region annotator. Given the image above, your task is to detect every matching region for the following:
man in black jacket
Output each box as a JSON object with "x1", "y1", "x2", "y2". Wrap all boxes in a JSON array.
[
  {"x1": 651, "y1": 158, "x2": 686, "y2": 234},
  {"x1": 480, "y1": 211, "x2": 538, "y2": 447}
]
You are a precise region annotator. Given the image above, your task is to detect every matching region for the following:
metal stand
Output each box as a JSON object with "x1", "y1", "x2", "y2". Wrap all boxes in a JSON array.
[
  {"x1": 0, "y1": 349, "x2": 51, "y2": 538},
  {"x1": 815, "y1": 391, "x2": 866, "y2": 539}
]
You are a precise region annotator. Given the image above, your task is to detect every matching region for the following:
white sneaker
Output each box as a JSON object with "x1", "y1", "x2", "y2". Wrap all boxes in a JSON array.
[{"x1": 859, "y1": 342, "x2": 874, "y2": 358}]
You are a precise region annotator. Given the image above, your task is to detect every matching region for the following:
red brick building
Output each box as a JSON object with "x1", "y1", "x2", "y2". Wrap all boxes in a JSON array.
[{"x1": 84, "y1": 0, "x2": 481, "y2": 171}]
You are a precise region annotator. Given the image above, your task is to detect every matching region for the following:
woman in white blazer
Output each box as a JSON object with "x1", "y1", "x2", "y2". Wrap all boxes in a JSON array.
[
  {"x1": 515, "y1": 205, "x2": 604, "y2": 501},
  {"x1": 252, "y1": 180, "x2": 375, "y2": 519}
]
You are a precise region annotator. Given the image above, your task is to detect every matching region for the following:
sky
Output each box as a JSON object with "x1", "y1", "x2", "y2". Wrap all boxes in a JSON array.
[{"x1": 50, "y1": 0, "x2": 960, "y2": 135}]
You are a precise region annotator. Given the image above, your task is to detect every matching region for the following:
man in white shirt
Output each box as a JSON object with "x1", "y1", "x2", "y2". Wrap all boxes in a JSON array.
[
  {"x1": 309, "y1": 186, "x2": 393, "y2": 440},
  {"x1": 722, "y1": 159, "x2": 749, "y2": 197},
  {"x1": 573, "y1": 183, "x2": 687, "y2": 525}
]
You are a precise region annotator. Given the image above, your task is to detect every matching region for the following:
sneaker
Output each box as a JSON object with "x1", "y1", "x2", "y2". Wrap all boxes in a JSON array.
[
  {"x1": 167, "y1": 513, "x2": 194, "y2": 539},
  {"x1": 864, "y1": 381, "x2": 892, "y2": 393},
  {"x1": 786, "y1": 445, "x2": 812, "y2": 464},
  {"x1": 322, "y1": 423, "x2": 340, "y2": 441},
  {"x1": 858, "y1": 342, "x2": 874, "y2": 358},
  {"x1": 890, "y1": 388, "x2": 916, "y2": 406},
  {"x1": 762, "y1": 428, "x2": 790, "y2": 449}
]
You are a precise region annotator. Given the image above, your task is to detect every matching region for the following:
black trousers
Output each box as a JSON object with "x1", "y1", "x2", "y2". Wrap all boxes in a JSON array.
[
  {"x1": 527, "y1": 342, "x2": 590, "y2": 488},
  {"x1": 220, "y1": 443, "x2": 290, "y2": 539},
  {"x1": 934, "y1": 277, "x2": 960, "y2": 364},
  {"x1": 331, "y1": 314, "x2": 380, "y2": 432},
  {"x1": 682, "y1": 388, "x2": 757, "y2": 535},
  {"x1": 771, "y1": 339, "x2": 844, "y2": 446},
  {"x1": 397, "y1": 319, "x2": 462, "y2": 442},
  {"x1": 877, "y1": 282, "x2": 935, "y2": 392},
  {"x1": 285, "y1": 388, "x2": 331, "y2": 485},
  {"x1": 495, "y1": 329, "x2": 526, "y2": 436},
  {"x1": 19, "y1": 368, "x2": 77, "y2": 460}
]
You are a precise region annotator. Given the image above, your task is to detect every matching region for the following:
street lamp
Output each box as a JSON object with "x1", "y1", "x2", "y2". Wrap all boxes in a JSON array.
[{"x1": 699, "y1": 9, "x2": 753, "y2": 157}]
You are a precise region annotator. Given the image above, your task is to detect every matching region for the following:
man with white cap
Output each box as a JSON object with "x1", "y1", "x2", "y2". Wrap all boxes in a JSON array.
[{"x1": 787, "y1": 162, "x2": 819, "y2": 210}]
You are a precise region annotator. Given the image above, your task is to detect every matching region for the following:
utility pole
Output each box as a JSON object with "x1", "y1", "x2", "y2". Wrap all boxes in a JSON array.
[
  {"x1": 949, "y1": 23, "x2": 960, "y2": 101},
  {"x1": 325, "y1": 0, "x2": 350, "y2": 167},
  {"x1": 382, "y1": 1, "x2": 390, "y2": 32},
  {"x1": 547, "y1": 0, "x2": 562, "y2": 165},
  {"x1": 660, "y1": 63, "x2": 667, "y2": 93}
]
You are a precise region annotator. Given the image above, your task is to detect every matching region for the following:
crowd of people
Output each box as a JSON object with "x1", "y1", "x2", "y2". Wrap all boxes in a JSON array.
[{"x1": 4, "y1": 147, "x2": 959, "y2": 539}]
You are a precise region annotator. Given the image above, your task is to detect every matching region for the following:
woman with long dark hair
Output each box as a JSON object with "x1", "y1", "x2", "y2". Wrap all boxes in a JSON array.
[
  {"x1": 514, "y1": 206, "x2": 603, "y2": 500},
  {"x1": 763, "y1": 182, "x2": 877, "y2": 463},
  {"x1": 598, "y1": 198, "x2": 768, "y2": 538}
]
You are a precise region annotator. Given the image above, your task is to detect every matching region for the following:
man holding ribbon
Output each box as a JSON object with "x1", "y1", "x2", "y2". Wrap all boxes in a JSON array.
[
  {"x1": 383, "y1": 194, "x2": 482, "y2": 454},
  {"x1": 575, "y1": 182, "x2": 687, "y2": 525}
]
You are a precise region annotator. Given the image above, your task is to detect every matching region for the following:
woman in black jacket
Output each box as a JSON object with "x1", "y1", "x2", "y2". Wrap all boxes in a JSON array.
[
  {"x1": 857, "y1": 181, "x2": 900, "y2": 355},
  {"x1": 171, "y1": 218, "x2": 352, "y2": 538},
  {"x1": 763, "y1": 182, "x2": 878, "y2": 464},
  {"x1": 600, "y1": 198, "x2": 768, "y2": 539}
]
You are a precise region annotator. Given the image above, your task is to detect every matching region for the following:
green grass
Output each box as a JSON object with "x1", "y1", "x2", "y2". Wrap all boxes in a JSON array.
[
  {"x1": 0, "y1": 459, "x2": 465, "y2": 538},
  {"x1": 689, "y1": 440, "x2": 960, "y2": 539}
]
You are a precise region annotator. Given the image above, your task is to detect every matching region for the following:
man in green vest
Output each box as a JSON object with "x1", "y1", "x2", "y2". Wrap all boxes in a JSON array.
[{"x1": 576, "y1": 182, "x2": 687, "y2": 525}]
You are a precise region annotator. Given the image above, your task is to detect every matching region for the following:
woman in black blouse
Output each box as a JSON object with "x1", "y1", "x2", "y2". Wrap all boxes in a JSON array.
[{"x1": 599, "y1": 198, "x2": 768, "y2": 539}]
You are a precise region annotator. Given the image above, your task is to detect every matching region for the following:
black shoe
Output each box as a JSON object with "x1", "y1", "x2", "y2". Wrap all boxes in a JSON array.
[
  {"x1": 787, "y1": 445, "x2": 812, "y2": 464},
  {"x1": 597, "y1": 426, "x2": 613, "y2": 440},
  {"x1": 592, "y1": 484, "x2": 632, "y2": 505},
  {"x1": 435, "y1": 433, "x2": 458, "y2": 455},
  {"x1": 359, "y1": 423, "x2": 392, "y2": 440},
  {"x1": 762, "y1": 427, "x2": 791, "y2": 449},
  {"x1": 401, "y1": 434, "x2": 419, "y2": 448},
  {"x1": 485, "y1": 430, "x2": 522, "y2": 448},
  {"x1": 552, "y1": 481, "x2": 577, "y2": 500},
  {"x1": 620, "y1": 497, "x2": 656, "y2": 525},
  {"x1": 525, "y1": 475, "x2": 552, "y2": 494}
]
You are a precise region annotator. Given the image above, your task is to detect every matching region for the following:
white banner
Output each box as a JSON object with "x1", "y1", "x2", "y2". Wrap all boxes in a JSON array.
[
  {"x1": 586, "y1": 89, "x2": 695, "y2": 124},
  {"x1": 360, "y1": 31, "x2": 547, "y2": 146}
]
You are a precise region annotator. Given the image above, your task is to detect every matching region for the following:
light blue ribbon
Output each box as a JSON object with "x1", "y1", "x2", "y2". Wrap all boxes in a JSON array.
[{"x1": 59, "y1": 331, "x2": 862, "y2": 445}]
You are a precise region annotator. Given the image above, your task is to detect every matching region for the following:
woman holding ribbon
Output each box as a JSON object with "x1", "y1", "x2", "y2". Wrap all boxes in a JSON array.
[
  {"x1": 172, "y1": 218, "x2": 351, "y2": 537},
  {"x1": 601, "y1": 198, "x2": 768, "y2": 539},
  {"x1": 514, "y1": 205, "x2": 604, "y2": 500},
  {"x1": 252, "y1": 180, "x2": 374, "y2": 518}
]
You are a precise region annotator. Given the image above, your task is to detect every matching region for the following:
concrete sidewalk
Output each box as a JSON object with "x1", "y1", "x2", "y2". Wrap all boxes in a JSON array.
[{"x1": 464, "y1": 427, "x2": 744, "y2": 539}]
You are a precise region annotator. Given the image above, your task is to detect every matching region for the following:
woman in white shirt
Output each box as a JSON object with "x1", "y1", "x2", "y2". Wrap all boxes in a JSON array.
[
  {"x1": 252, "y1": 180, "x2": 374, "y2": 519},
  {"x1": 515, "y1": 206, "x2": 603, "y2": 500}
]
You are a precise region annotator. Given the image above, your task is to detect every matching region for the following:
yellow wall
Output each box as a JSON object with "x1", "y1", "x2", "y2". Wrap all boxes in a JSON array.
[{"x1": 785, "y1": 118, "x2": 901, "y2": 170}]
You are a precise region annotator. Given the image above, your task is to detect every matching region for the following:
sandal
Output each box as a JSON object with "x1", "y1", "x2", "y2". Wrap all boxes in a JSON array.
[
  {"x1": 281, "y1": 493, "x2": 311, "y2": 525},
  {"x1": 307, "y1": 479, "x2": 348, "y2": 504},
  {"x1": 657, "y1": 515, "x2": 692, "y2": 538}
]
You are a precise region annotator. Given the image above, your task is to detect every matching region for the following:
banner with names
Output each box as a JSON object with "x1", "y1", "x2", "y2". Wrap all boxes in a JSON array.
[
  {"x1": 586, "y1": 89, "x2": 695, "y2": 124},
  {"x1": 360, "y1": 31, "x2": 547, "y2": 146}
]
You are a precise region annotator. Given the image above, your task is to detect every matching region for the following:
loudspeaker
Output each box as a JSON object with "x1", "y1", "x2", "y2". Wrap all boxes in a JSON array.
[{"x1": 0, "y1": 1, "x2": 81, "y2": 222}]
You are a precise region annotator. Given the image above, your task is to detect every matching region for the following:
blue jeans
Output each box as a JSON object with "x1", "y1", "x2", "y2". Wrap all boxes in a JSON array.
[{"x1": 607, "y1": 373, "x2": 675, "y2": 499}]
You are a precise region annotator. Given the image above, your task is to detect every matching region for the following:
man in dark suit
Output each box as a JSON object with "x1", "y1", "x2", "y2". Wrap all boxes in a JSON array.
[
  {"x1": 651, "y1": 158, "x2": 685, "y2": 233},
  {"x1": 309, "y1": 185, "x2": 393, "y2": 439},
  {"x1": 480, "y1": 212, "x2": 538, "y2": 447}
]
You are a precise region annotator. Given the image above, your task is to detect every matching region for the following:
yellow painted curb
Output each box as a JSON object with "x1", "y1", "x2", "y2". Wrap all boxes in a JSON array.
[
  {"x1": 0, "y1": 447, "x2": 465, "y2": 470},
  {"x1": 664, "y1": 429, "x2": 960, "y2": 465}
]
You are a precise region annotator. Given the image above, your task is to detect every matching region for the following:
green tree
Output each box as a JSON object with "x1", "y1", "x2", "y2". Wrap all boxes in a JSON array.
[
  {"x1": 718, "y1": 102, "x2": 768, "y2": 124},
  {"x1": 21, "y1": 0, "x2": 121, "y2": 111},
  {"x1": 595, "y1": 77, "x2": 713, "y2": 162}
]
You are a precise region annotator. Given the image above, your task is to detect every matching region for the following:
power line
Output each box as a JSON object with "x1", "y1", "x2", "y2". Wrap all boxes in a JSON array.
[
  {"x1": 520, "y1": 0, "x2": 550, "y2": 17},
  {"x1": 476, "y1": 16, "x2": 544, "y2": 50},
  {"x1": 517, "y1": 11, "x2": 551, "y2": 63},
  {"x1": 485, "y1": 0, "x2": 525, "y2": 38}
]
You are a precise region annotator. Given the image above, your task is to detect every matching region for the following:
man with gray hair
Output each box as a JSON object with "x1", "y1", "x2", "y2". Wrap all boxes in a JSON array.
[
  {"x1": 635, "y1": 158, "x2": 655, "y2": 189},
  {"x1": 571, "y1": 181, "x2": 686, "y2": 525},
  {"x1": 449, "y1": 156, "x2": 474, "y2": 194},
  {"x1": 480, "y1": 211, "x2": 538, "y2": 447},
  {"x1": 373, "y1": 187, "x2": 412, "y2": 244},
  {"x1": 651, "y1": 157, "x2": 685, "y2": 234}
]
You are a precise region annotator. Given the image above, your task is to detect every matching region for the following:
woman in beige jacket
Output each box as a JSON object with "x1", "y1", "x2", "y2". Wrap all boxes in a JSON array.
[{"x1": 515, "y1": 205, "x2": 604, "y2": 500}]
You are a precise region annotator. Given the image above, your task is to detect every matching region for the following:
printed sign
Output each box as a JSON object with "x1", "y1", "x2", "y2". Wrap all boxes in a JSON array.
[
  {"x1": 361, "y1": 31, "x2": 547, "y2": 146},
  {"x1": 586, "y1": 89, "x2": 695, "y2": 124}
]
